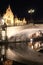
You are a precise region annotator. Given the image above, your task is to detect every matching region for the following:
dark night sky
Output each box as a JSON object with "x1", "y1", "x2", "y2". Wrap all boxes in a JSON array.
[{"x1": 0, "y1": 0, "x2": 43, "y2": 20}]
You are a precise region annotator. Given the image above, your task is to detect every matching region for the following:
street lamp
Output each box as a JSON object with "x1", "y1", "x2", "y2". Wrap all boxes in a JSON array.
[
  {"x1": 28, "y1": 9, "x2": 35, "y2": 24},
  {"x1": 1, "y1": 19, "x2": 7, "y2": 40},
  {"x1": 28, "y1": 9, "x2": 35, "y2": 14}
]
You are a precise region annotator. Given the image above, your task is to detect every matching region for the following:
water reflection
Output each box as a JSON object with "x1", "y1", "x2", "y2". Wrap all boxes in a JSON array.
[{"x1": 27, "y1": 30, "x2": 43, "y2": 52}]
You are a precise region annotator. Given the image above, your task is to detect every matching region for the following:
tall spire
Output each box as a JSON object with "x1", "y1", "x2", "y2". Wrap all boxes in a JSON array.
[
  {"x1": 6, "y1": 5, "x2": 12, "y2": 13},
  {"x1": 7, "y1": 5, "x2": 11, "y2": 11}
]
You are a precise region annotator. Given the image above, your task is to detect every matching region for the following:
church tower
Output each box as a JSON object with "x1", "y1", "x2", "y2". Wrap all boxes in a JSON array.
[{"x1": 3, "y1": 5, "x2": 14, "y2": 25}]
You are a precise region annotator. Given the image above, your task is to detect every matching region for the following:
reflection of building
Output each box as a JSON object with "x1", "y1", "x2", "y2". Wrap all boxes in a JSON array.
[
  {"x1": 29, "y1": 31, "x2": 42, "y2": 38},
  {"x1": 28, "y1": 31, "x2": 43, "y2": 51},
  {"x1": 3, "y1": 5, "x2": 14, "y2": 25},
  {"x1": 3, "y1": 60, "x2": 13, "y2": 65}
]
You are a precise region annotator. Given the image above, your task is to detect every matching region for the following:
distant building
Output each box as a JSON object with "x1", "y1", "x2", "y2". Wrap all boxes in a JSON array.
[
  {"x1": 3, "y1": 5, "x2": 14, "y2": 26},
  {"x1": 3, "y1": 5, "x2": 26, "y2": 26}
]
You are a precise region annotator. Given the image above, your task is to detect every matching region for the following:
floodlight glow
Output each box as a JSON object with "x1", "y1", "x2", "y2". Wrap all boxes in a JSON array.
[{"x1": 28, "y1": 9, "x2": 35, "y2": 14}]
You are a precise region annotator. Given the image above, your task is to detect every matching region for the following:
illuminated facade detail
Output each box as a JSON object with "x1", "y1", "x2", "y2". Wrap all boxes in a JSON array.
[
  {"x1": 14, "y1": 17, "x2": 26, "y2": 26},
  {"x1": 22, "y1": 18, "x2": 26, "y2": 25},
  {"x1": 3, "y1": 5, "x2": 14, "y2": 25}
]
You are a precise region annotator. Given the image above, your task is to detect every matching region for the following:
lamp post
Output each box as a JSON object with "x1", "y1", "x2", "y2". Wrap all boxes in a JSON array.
[
  {"x1": 0, "y1": 18, "x2": 7, "y2": 62},
  {"x1": 28, "y1": 9, "x2": 35, "y2": 24},
  {"x1": 1, "y1": 19, "x2": 7, "y2": 41}
]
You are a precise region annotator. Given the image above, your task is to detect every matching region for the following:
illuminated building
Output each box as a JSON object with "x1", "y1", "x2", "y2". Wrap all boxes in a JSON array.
[
  {"x1": 3, "y1": 5, "x2": 14, "y2": 26},
  {"x1": 3, "y1": 5, "x2": 26, "y2": 26}
]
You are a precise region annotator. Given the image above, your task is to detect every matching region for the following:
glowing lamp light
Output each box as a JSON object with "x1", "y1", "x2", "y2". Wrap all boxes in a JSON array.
[
  {"x1": 1, "y1": 19, "x2": 4, "y2": 25},
  {"x1": 28, "y1": 9, "x2": 35, "y2": 14},
  {"x1": 36, "y1": 32, "x2": 40, "y2": 37},
  {"x1": 1, "y1": 45, "x2": 5, "y2": 55},
  {"x1": 30, "y1": 38, "x2": 33, "y2": 43},
  {"x1": 34, "y1": 42, "x2": 40, "y2": 49}
]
